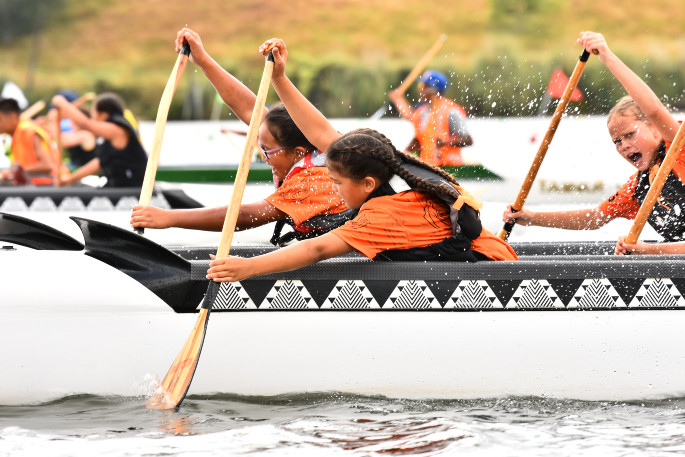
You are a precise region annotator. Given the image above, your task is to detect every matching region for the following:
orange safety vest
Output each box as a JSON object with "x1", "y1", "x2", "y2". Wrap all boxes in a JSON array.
[
  {"x1": 411, "y1": 97, "x2": 468, "y2": 167},
  {"x1": 11, "y1": 120, "x2": 64, "y2": 185}
]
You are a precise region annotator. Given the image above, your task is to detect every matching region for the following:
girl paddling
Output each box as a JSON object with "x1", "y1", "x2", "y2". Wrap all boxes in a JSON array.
[
  {"x1": 130, "y1": 28, "x2": 352, "y2": 244},
  {"x1": 207, "y1": 38, "x2": 517, "y2": 283},
  {"x1": 502, "y1": 31, "x2": 683, "y2": 255}
]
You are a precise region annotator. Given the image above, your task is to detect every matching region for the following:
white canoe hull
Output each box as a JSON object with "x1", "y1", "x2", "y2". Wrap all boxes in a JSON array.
[{"x1": 3, "y1": 248, "x2": 685, "y2": 405}]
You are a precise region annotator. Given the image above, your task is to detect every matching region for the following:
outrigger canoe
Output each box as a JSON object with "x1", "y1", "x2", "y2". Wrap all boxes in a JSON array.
[
  {"x1": 2, "y1": 212, "x2": 685, "y2": 405},
  {"x1": 0, "y1": 185, "x2": 203, "y2": 212}
]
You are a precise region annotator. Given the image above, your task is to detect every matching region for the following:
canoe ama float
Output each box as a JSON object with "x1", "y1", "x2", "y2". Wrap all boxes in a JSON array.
[
  {"x1": 154, "y1": 163, "x2": 503, "y2": 183},
  {"x1": 2, "y1": 214, "x2": 685, "y2": 405}
]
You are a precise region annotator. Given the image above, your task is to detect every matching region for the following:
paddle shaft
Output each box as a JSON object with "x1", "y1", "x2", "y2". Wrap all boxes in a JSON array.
[
  {"x1": 498, "y1": 49, "x2": 591, "y2": 241},
  {"x1": 396, "y1": 34, "x2": 447, "y2": 94},
  {"x1": 624, "y1": 121, "x2": 685, "y2": 244},
  {"x1": 370, "y1": 34, "x2": 447, "y2": 120},
  {"x1": 55, "y1": 110, "x2": 62, "y2": 179},
  {"x1": 135, "y1": 43, "x2": 190, "y2": 233},
  {"x1": 146, "y1": 51, "x2": 275, "y2": 410},
  {"x1": 19, "y1": 100, "x2": 45, "y2": 120}
]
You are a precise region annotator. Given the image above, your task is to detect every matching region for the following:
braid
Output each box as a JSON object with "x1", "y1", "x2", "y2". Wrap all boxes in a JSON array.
[{"x1": 328, "y1": 128, "x2": 462, "y2": 200}]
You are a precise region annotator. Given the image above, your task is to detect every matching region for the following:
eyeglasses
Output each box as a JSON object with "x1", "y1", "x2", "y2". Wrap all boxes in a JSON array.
[{"x1": 259, "y1": 142, "x2": 286, "y2": 161}]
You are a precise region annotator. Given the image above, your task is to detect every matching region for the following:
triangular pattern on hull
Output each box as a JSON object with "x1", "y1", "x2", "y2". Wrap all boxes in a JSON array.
[
  {"x1": 262, "y1": 280, "x2": 318, "y2": 309},
  {"x1": 321, "y1": 280, "x2": 380, "y2": 309},
  {"x1": 568, "y1": 278, "x2": 626, "y2": 309},
  {"x1": 510, "y1": 279, "x2": 564, "y2": 309},
  {"x1": 447, "y1": 279, "x2": 502, "y2": 309},
  {"x1": 212, "y1": 282, "x2": 255, "y2": 310},
  {"x1": 630, "y1": 278, "x2": 684, "y2": 308},
  {"x1": 385, "y1": 280, "x2": 441, "y2": 309}
]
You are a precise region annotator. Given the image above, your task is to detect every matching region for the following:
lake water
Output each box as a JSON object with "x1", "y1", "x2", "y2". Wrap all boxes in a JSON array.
[
  {"x1": 3, "y1": 394, "x2": 685, "y2": 456},
  {"x1": 1, "y1": 116, "x2": 681, "y2": 455}
]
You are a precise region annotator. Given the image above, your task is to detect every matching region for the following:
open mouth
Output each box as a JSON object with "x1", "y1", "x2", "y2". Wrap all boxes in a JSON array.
[{"x1": 628, "y1": 152, "x2": 642, "y2": 164}]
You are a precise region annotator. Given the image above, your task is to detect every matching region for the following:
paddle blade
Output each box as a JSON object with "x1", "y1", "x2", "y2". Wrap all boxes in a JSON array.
[{"x1": 146, "y1": 282, "x2": 219, "y2": 409}]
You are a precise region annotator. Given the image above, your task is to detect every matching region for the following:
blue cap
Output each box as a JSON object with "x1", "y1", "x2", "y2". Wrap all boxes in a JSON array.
[{"x1": 420, "y1": 70, "x2": 448, "y2": 94}]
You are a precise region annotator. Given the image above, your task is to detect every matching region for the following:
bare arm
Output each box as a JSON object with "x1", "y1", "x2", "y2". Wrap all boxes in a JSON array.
[
  {"x1": 578, "y1": 31, "x2": 679, "y2": 142},
  {"x1": 207, "y1": 231, "x2": 354, "y2": 282},
  {"x1": 176, "y1": 28, "x2": 261, "y2": 124},
  {"x1": 60, "y1": 130, "x2": 95, "y2": 150},
  {"x1": 388, "y1": 89, "x2": 414, "y2": 120},
  {"x1": 258, "y1": 38, "x2": 341, "y2": 152},
  {"x1": 51, "y1": 95, "x2": 128, "y2": 148},
  {"x1": 615, "y1": 236, "x2": 685, "y2": 255},
  {"x1": 58, "y1": 157, "x2": 101, "y2": 186},
  {"x1": 131, "y1": 200, "x2": 286, "y2": 231},
  {"x1": 502, "y1": 205, "x2": 614, "y2": 230}
]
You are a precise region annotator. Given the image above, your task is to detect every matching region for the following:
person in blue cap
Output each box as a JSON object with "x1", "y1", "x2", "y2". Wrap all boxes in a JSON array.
[{"x1": 389, "y1": 70, "x2": 473, "y2": 167}]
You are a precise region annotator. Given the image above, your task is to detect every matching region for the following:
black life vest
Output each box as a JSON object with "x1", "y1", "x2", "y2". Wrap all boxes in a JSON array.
[
  {"x1": 95, "y1": 114, "x2": 147, "y2": 188},
  {"x1": 372, "y1": 161, "x2": 484, "y2": 262},
  {"x1": 634, "y1": 142, "x2": 685, "y2": 241}
]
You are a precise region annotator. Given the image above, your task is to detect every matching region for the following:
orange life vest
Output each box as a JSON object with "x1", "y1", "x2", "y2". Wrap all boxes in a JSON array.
[
  {"x1": 11, "y1": 120, "x2": 62, "y2": 185},
  {"x1": 411, "y1": 97, "x2": 468, "y2": 167}
]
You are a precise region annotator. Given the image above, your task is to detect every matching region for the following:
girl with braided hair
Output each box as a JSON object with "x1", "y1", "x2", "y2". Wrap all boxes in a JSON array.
[{"x1": 206, "y1": 39, "x2": 516, "y2": 284}]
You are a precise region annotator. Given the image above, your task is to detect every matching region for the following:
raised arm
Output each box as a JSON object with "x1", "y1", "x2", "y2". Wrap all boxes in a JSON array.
[
  {"x1": 176, "y1": 28, "x2": 260, "y2": 125},
  {"x1": 388, "y1": 89, "x2": 414, "y2": 120},
  {"x1": 258, "y1": 38, "x2": 341, "y2": 152},
  {"x1": 578, "y1": 31, "x2": 679, "y2": 142},
  {"x1": 51, "y1": 95, "x2": 126, "y2": 147}
]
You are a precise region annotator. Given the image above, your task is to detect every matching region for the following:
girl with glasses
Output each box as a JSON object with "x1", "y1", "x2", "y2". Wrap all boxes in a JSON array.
[{"x1": 130, "y1": 28, "x2": 353, "y2": 244}]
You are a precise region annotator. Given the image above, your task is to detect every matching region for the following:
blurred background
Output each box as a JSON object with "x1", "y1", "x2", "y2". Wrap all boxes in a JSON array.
[{"x1": 1, "y1": 0, "x2": 684, "y2": 120}]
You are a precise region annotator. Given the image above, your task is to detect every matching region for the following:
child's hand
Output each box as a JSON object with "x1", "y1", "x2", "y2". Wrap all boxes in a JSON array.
[
  {"x1": 577, "y1": 31, "x2": 611, "y2": 62},
  {"x1": 130, "y1": 205, "x2": 172, "y2": 229},
  {"x1": 259, "y1": 38, "x2": 288, "y2": 79},
  {"x1": 615, "y1": 236, "x2": 651, "y2": 255},
  {"x1": 175, "y1": 27, "x2": 207, "y2": 66},
  {"x1": 502, "y1": 205, "x2": 532, "y2": 226},
  {"x1": 207, "y1": 254, "x2": 252, "y2": 282}
]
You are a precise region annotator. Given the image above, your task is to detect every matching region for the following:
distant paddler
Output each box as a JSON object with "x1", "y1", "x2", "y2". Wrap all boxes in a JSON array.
[
  {"x1": 389, "y1": 69, "x2": 473, "y2": 168},
  {"x1": 51, "y1": 92, "x2": 147, "y2": 188},
  {"x1": 0, "y1": 97, "x2": 62, "y2": 185}
]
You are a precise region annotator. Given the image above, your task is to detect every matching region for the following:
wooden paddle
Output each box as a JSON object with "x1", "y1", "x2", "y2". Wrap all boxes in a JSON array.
[
  {"x1": 370, "y1": 34, "x2": 447, "y2": 120},
  {"x1": 54, "y1": 110, "x2": 63, "y2": 184},
  {"x1": 19, "y1": 100, "x2": 45, "y2": 120},
  {"x1": 135, "y1": 42, "x2": 191, "y2": 235},
  {"x1": 73, "y1": 92, "x2": 96, "y2": 108},
  {"x1": 622, "y1": 121, "x2": 685, "y2": 248},
  {"x1": 146, "y1": 50, "x2": 275, "y2": 410},
  {"x1": 498, "y1": 49, "x2": 592, "y2": 241}
]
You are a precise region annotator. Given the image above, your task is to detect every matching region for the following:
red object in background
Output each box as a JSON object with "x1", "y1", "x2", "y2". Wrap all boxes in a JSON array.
[{"x1": 546, "y1": 68, "x2": 584, "y2": 102}]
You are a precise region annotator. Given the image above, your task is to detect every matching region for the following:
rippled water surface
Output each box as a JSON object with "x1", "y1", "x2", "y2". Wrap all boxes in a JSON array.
[{"x1": 3, "y1": 393, "x2": 685, "y2": 456}]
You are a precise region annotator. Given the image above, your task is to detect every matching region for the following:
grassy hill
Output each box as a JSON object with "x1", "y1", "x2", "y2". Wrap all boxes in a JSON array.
[{"x1": 2, "y1": 0, "x2": 684, "y2": 118}]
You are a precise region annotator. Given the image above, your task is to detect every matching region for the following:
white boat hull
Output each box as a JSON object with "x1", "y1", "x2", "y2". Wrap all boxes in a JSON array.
[{"x1": 3, "y1": 248, "x2": 685, "y2": 405}]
